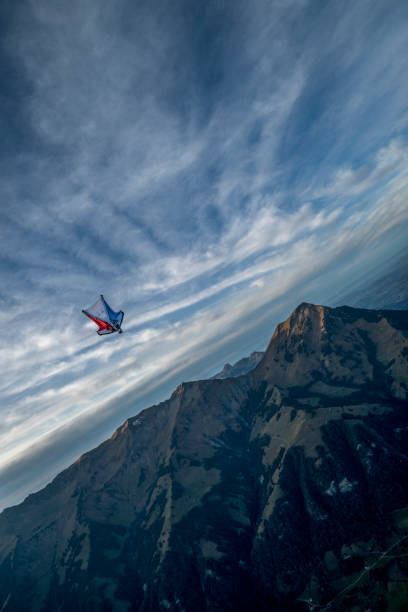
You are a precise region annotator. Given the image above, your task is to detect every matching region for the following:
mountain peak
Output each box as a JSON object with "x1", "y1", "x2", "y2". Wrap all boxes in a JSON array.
[
  {"x1": 256, "y1": 303, "x2": 408, "y2": 398},
  {"x1": 212, "y1": 351, "x2": 264, "y2": 379}
]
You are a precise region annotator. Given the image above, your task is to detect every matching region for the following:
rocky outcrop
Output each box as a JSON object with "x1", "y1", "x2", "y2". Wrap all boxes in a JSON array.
[{"x1": 1, "y1": 303, "x2": 407, "y2": 611}]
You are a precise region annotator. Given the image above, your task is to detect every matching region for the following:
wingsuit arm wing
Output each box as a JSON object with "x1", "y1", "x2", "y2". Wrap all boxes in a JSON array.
[
  {"x1": 82, "y1": 309, "x2": 113, "y2": 333},
  {"x1": 116, "y1": 311, "x2": 124, "y2": 327},
  {"x1": 100, "y1": 295, "x2": 124, "y2": 328}
]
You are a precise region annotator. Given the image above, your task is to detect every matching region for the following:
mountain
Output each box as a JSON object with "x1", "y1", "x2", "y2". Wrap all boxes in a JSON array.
[
  {"x1": 335, "y1": 248, "x2": 408, "y2": 310},
  {"x1": 1, "y1": 303, "x2": 408, "y2": 612},
  {"x1": 212, "y1": 351, "x2": 264, "y2": 379}
]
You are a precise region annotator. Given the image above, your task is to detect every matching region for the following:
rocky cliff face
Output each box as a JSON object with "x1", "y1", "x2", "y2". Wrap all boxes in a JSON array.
[{"x1": 1, "y1": 303, "x2": 408, "y2": 612}]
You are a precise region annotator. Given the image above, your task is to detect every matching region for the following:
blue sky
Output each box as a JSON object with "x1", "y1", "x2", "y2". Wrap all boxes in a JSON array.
[{"x1": 1, "y1": 0, "x2": 408, "y2": 510}]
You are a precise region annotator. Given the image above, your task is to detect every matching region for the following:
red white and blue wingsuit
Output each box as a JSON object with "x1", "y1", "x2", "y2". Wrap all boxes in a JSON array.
[{"x1": 82, "y1": 295, "x2": 124, "y2": 335}]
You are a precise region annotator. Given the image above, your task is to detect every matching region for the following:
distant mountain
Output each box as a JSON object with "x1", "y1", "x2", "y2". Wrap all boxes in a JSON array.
[
  {"x1": 212, "y1": 351, "x2": 264, "y2": 379},
  {"x1": 337, "y1": 248, "x2": 408, "y2": 310},
  {"x1": 1, "y1": 303, "x2": 408, "y2": 611}
]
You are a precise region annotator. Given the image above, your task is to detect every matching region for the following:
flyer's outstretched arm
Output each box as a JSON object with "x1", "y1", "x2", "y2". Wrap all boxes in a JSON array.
[{"x1": 82, "y1": 309, "x2": 114, "y2": 334}]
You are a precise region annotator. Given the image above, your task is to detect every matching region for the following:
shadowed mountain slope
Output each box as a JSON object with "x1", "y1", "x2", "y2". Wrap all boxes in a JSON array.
[{"x1": 1, "y1": 303, "x2": 408, "y2": 611}]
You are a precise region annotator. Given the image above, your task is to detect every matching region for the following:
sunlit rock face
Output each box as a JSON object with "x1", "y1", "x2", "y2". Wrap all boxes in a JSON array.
[{"x1": 1, "y1": 303, "x2": 407, "y2": 612}]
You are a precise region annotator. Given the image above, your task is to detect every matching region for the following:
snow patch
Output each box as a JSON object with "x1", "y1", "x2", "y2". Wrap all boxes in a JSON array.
[
  {"x1": 326, "y1": 481, "x2": 337, "y2": 496},
  {"x1": 131, "y1": 417, "x2": 144, "y2": 427},
  {"x1": 339, "y1": 477, "x2": 354, "y2": 493},
  {"x1": 326, "y1": 478, "x2": 355, "y2": 496}
]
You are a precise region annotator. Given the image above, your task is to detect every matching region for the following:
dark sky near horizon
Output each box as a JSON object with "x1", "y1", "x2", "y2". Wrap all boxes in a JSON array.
[{"x1": 1, "y1": 0, "x2": 408, "y2": 510}]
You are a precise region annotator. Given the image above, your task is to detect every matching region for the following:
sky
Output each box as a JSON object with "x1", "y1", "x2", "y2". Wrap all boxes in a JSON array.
[{"x1": 1, "y1": 0, "x2": 408, "y2": 511}]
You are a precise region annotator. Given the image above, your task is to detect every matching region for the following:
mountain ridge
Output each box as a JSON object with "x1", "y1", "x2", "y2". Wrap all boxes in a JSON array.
[
  {"x1": 1, "y1": 302, "x2": 407, "y2": 611},
  {"x1": 211, "y1": 351, "x2": 264, "y2": 379}
]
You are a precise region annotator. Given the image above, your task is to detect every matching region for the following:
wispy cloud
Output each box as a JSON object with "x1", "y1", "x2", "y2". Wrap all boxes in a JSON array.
[{"x1": 310, "y1": 139, "x2": 408, "y2": 200}]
